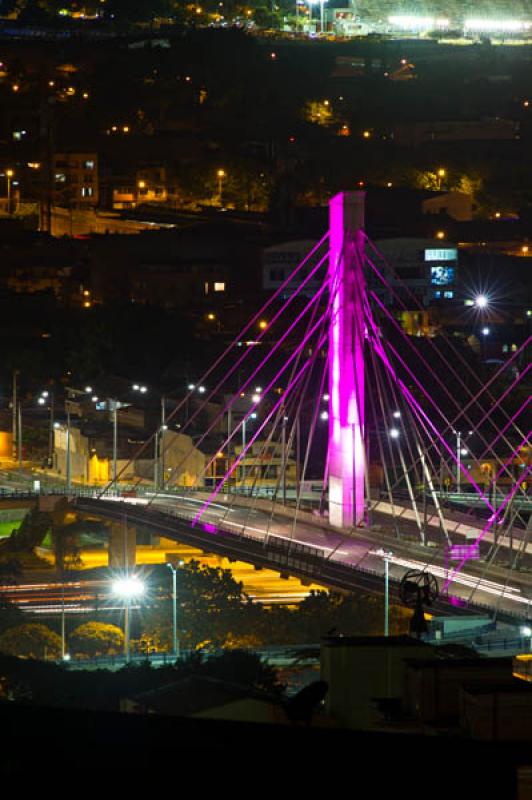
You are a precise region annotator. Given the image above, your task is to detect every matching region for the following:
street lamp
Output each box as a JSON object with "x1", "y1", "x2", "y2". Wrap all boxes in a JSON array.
[
  {"x1": 166, "y1": 561, "x2": 183, "y2": 658},
  {"x1": 216, "y1": 169, "x2": 226, "y2": 206},
  {"x1": 95, "y1": 397, "x2": 131, "y2": 490},
  {"x1": 376, "y1": 549, "x2": 394, "y2": 636},
  {"x1": 474, "y1": 294, "x2": 489, "y2": 309},
  {"x1": 112, "y1": 575, "x2": 145, "y2": 663},
  {"x1": 137, "y1": 180, "x2": 146, "y2": 206},
  {"x1": 241, "y1": 410, "x2": 257, "y2": 491},
  {"x1": 5, "y1": 168, "x2": 14, "y2": 215},
  {"x1": 38, "y1": 389, "x2": 55, "y2": 468}
]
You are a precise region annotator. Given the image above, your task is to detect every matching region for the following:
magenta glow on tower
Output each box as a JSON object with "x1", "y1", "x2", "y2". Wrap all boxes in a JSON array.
[{"x1": 328, "y1": 191, "x2": 366, "y2": 528}]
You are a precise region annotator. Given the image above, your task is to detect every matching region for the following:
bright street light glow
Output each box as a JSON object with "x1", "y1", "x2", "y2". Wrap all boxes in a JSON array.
[
  {"x1": 41, "y1": 391, "x2": 49, "y2": 398},
  {"x1": 85, "y1": 386, "x2": 92, "y2": 393},
  {"x1": 389, "y1": 428, "x2": 400, "y2": 438},
  {"x1": 198, "y1": 385, "x2": 206, "y2": 393},
  {"x1": 188, "y1": 383, "x2": 195, "y2": 390},
  {"x1": 521, "y1": 626, "x2": 532, "y2": 637},
  {"x1": 392, "y1": 410, "x2": 401, "y2": 418},
  {"x1": 132, "y1": 384, "x2": 139, "y2": 390},
  {"x1": 482, "y1": 327, "x2": 490, "y2": 336},
  {"x1": 112, "y1": 576, "x2": 145, "y2": 598},
  {"x1": 251, "y1": 393, "x2": 261, "y2": 404},
  {"x1": 464, "y1": 18, "x2": 531, "y2": 31},
  {"x1": 38, "y1": 397, "x2": 45, "y2": 405},
  {"x1": 388, "y1": 15, "x2": 449, "y2": 29},
  {"x1": 320, "y1": 410, "x2": 329, "y2": 420},
  {"x1": 475, "y1": 294, "x2": 489, "y2": 309}
]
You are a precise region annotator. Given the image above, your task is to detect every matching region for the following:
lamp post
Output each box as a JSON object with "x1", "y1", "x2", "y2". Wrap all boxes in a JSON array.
[
  {"x1": 11, "y1": 369, "x2": 18, "y2": 462},
  {"x1": 217, "y1": 169, "x2": 226, "y2": 207},
  {"x1": 382, "y1": 550, "x2": 393, "y2": 636},
  {"x1": 6, "y1": 168, "x2": 14, "y2": 215},
  {"x1": 137, "y1": 179, "x2": 146, "y2": 207},
  {"x1": 166, "y1": 562, "x2": 182, "y2": 658},
  {"x1": 66, "y1": 409, "x2": 71, "y2": 491},
  {"x1": 455, "y1": 430, "x2": 462, "y2": 495},
  {"x1": 319, "y1": 0, "x2": 326, "y2": 32},
  {"x1": 112, "y1": 575, "x2": 145, "y2": 663},
  {"x1": 38, "y1": 390, "x2": 55, "y2": 468},
  {"x1": 241, "y1": 410, "x2": 257, "y2": 493},
  {"x1": 281, "y1": 415, "x2": 288, "y2": 505},
  {"x1": 95, "y1": 397, "x2": 131, "y2": 492}
]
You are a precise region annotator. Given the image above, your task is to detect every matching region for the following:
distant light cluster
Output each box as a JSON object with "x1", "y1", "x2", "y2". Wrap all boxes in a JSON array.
[{"x1": 387, "y1": 14, "x2": 532, "y2": 33}]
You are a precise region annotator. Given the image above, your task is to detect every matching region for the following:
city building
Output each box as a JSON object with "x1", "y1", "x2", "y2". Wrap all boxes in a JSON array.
[
  {"x1": 52, "y1": 423, "x2": 206, "y2": 487},
  {"x1": 52, "y1": 152, "x2": 99, "y2": 208},
  {"x1": 262, "y1": 239, "x2": 327, "y2": 298},
  {"x1": 371, "y1": 237, "x2": 459, "y2": 308}
]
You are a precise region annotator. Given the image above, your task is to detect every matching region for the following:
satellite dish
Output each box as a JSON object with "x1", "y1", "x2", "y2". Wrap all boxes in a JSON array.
[
  {"x1": 399, "y1": 570, "x2": 439, "y2": 638},
  {"x1": 399, "y1": 569, "x2": 439, "y2": 607}
]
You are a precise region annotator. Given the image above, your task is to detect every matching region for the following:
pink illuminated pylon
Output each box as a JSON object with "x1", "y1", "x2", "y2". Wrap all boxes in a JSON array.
[{"x1": 328, "y1": 191, "x2": 366, "y2": 528}]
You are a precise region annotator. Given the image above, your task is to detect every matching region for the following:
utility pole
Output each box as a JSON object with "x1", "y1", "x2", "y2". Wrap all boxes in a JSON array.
[
  {"x1": 456, "y1": 430, "x2": 462, "y2": 494},
  {"x1": 17, "y1": 400, "x2": 22, "y2": 470},
  {"x1": 66, "y1": 410, "x2": 71, "y2": 491},
  {"x1": 153, "y1": 425, "x2": 159, "y2": 491},
  {"x1": 48, "y1": 392, "x2": 54, "y2": 468},
  {"x1": 281, "y1": 415, "x2": 287, "y2": 505},
  {"x1": 227, "y1": 406, "x2": 232, "y2": 493},
  {"x1": 112, "y1": 402, "x2": 118, "y2": 488},
  {"x1": 160, "y1": 395, "x2": 166, "y2": 489},
  {"x1": 11, "y1": 370, "x2": 18, "y2": 461}
]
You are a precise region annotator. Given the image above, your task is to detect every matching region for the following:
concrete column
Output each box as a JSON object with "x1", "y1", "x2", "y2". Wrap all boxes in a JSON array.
[
  {"x1": 108, "y1": 522, "x2": 136, "y2": 570},
  {"x1": 328, "y1": 191, "x2": 366, "y2": 528}
]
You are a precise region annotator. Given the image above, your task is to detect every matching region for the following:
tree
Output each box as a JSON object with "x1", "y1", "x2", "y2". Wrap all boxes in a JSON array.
[
  {"x1": 0, "y1": 624, "x2": 61, "y2": 660},
  {"x1": 69, "y1": 622, "x2": 124, "y2": 658},
  {"x1": 177, "y1": 649, "x2": 285, "y2": 697},
  {"x1": 141, "y1": 560, "x2": 249, "y2": 650}
]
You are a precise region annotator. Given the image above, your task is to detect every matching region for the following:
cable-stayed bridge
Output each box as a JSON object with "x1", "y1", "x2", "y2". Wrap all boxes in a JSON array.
[{"x1": 7, "y1": 191, "x2": 531, "y2": 622}]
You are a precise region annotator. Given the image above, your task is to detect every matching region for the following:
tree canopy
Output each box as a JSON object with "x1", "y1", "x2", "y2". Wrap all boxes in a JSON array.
[
  {"x1": 0, "y1": 623, "x2": 62, "y2": 660},
  {"x1": 69, "y1": 622, "x2": 124, "y2": 658}
]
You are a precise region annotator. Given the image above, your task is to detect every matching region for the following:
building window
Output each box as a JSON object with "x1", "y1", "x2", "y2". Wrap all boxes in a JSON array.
[
  {"x1": 84, "y1": 160, "x2": 95, "y2": 170},
  {"x1": 443, "y1": 291, "x2": 454, "y2": 299},
  {"x1": 81, "y1": 186, "x2": 93, "y2": 197},
  {"x1": 55, "y1": 173, "x2": 66, "y2": 183},
  {"x1": 214, "y1": 282, "x2": 225, "y2": 292},
  {"x1": 430, "y1": 265, "x2": 455, "y2": 285}
]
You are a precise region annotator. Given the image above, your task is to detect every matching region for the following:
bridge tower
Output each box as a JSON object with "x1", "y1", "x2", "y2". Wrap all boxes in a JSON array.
[{"x1": 328, "y1": 191, "x2": 366, "y2": 528}]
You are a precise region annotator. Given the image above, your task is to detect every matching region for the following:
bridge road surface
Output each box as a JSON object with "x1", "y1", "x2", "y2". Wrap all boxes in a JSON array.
[{"x1": 82, "y1": 493, "x2": 532, "y2": 622}]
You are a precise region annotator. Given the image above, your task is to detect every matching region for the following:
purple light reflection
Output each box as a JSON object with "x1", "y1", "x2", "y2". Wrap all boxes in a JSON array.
[{"x1": 202, "y1": 522, "x2": 218, "y2": 534}]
